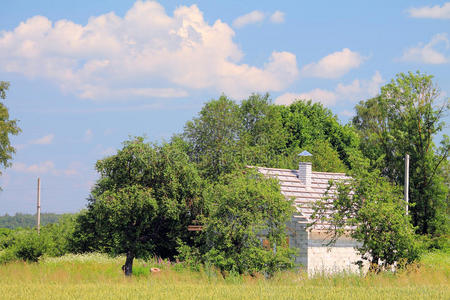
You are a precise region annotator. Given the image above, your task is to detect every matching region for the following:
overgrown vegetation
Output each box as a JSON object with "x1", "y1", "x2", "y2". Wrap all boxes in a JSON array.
[
  {"x1": 0, "y1": 72, "x2": 448, "y2": 279},
  {"x1": 0, "y1": 252, "x2": 447, "y2": 299},
  {"x1": 312, "y1": 156, "x2": 420, "y2": 272}
]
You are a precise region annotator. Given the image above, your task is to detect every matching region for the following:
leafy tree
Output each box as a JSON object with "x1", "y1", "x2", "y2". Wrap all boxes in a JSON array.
[
  {"x1": 181, "y1": 169, "x2": 296, "y2": 276},
  {"x1": 304, "y1": 140, "x2": 348, "y2": 173},
  {"x1": 279, "y1": 100, "x2": 359, "y2": 170},
  {"x1": 184, "y1": 95, "x2": 243, "y2": 180},
  {"x1": 311, "y1": 157, "x2": 420, "y2": 272},
  {"x1": 0, "y1": 81, "x2": 21, "y2": 178},
  {"x1": 353, "y1": 71, "x2": 449, "y2": 235},
  {"x1": 238, "y1": 93, "x2": 289, "y2": 168},
  {"x1": 183, "y1": 95, "x2": 356, "y2": 178},
  {"x1": 71, "y1": 137, "x2": 204, "y2": 275},
  {"x1": 83, "y1": 185, "x2": 157, "y2": 275}
]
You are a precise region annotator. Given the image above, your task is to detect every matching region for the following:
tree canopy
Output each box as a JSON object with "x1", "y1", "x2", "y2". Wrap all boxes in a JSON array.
[
  {"x1": 71, "y1": 137, "x2": 205, "y2": 275},
  {"x1": 183, "y1": 94, "x2": 358, "y2": 180},
  {"x1": 353, "y1": 71, "x2": 449, "y2": 235},
  {"x1": 311, "y1": 157, "x2": 420, "y2": 272},
  {"x1": 0, "y1": 81, "x2": 21, "y2": 178},
  {"x1": 179, "y1": 169, "x2": 296, "y2": 276}
]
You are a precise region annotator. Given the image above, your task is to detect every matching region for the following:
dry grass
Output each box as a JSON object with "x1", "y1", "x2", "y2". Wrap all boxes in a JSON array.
[{"x1": 0, "y1": 252, "x2": 448, "y2": 299}]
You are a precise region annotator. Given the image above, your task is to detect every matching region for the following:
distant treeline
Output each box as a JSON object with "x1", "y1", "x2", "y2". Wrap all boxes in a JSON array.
[{"x1": 0, "y1": 213, "x2": 72, "y2": 229}]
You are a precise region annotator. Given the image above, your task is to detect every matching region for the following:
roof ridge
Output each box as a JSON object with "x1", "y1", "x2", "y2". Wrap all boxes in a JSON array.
[{"x1": 249, "y1": 165, "x2": 348, "y2": 176}]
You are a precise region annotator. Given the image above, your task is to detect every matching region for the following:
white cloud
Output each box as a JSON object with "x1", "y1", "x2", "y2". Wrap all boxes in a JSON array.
[
  {"x1": 0, "y1": 1, "x2": 298, "y2": 100},
  {"x1": 12, "y1": 160, "x2": 81, "y2": 176},
  {"x1": 335, "y1": 71, "x2": 383, "y2": 102},
  {"x1": 270, "y1": 11, "x2": 285, "y2": 23},
  {"x1": 275, "y1": 89, "x2": 337, "y2": 106},
  {"x1": 232, "y1": 10, "x2": 265, "y2": 28},
  {"x1": 30, "y1": 134, "x2": 54, "y2": 145},
  {"x1": 408, "y1": 2, "x2": 450, "y2": 19},
  {"x1": 12, "y1": 161, "x2": 55, "y2": 174},
  {"x1": 301, "y1": 48, "x2": 365, "y2": 79},
  {"x1": 400, "y1": 33, "x2": 449, "y2": 64},
  {"x1": 275, "y1": 71, "x2": 383, "y2": 106}
]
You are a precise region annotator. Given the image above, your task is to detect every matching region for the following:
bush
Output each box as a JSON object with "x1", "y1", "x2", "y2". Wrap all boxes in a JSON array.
[
  {"x1": 0, "y1": 248, "x2": 16, "y2": 264},
  {"x1": 0, "y1": 228, "x2": 13, "y2": 250},
  {"x1": 181, "y1": 169, "x2": 296, "y2": 277},
  {"x1": 40, "y1": 214, "x2": 76, "y2": 257},
  {"x1": 12, "y1": 230, "x2": 46, "y2": 262}
]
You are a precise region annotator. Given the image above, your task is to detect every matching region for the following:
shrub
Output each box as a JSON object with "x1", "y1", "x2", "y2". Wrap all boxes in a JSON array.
[
  {"x1": 12, "y1": 230, "x2": 46, "y2": 262},
  {"x1": 181, "y1": 169, "x2": 296, "y2": 277}
]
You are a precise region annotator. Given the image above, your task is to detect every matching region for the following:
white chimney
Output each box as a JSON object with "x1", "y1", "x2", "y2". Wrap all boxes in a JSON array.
[{"x1": 298, "y1": 161, "x2": 312, "y2": 189}]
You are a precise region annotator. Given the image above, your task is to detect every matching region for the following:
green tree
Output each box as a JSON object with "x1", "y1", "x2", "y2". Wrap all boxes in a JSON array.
[
  {"x1": 71, "y1": 137, "x2": 204, "y2": 275},
  {"x1": 184, "y1": 95, "x2": 243, "y2": 180},
  {"x1": 0, "y1": 81, "x2": 21, "y2": 178},
  {"x1": 83, "y1": 185, "x2": 158, "y2": 275},
  {"x1": 184, "y1": 95, "x2": 355, "y2": 178},
  {"x1": 304, "y1": 140, "x2": 348, "y2": 173},
  {"x1": 312, "y1": 157, "x2": 420, "y2": 272},
  {"x1": 279, "y1": 100, "x2": 359, "y2": 170},
  {"x1": 238, "y1": 93, "x2": 289, "y2": 168},
  {"x1": 353, "y1": 71, "x2": 449, "y2": 235},
  {"x1": 188, "y1": 169, "x2": 296, "y2": 276}
]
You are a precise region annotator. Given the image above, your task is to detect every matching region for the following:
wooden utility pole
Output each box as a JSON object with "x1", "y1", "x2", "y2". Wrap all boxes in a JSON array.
[
  {"x1": 404, "y1": 154, "x2": 409, "y2": 215},
  {"x1": 37, "y1": 177, "x2": 41, "y2": 234}
]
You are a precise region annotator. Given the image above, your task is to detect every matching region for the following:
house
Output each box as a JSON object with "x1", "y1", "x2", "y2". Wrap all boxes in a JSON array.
[{"x1": 256, "y1": 161, "x2": 363, "y2": 275}]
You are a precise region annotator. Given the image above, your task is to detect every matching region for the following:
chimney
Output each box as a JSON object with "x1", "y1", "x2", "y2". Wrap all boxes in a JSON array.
[
  {"x1": 298, "y1": 161, "x2": 312, "y2": 189},
  {"x1": 298, "y1": 150, "x2": 312, "y2": 189}
]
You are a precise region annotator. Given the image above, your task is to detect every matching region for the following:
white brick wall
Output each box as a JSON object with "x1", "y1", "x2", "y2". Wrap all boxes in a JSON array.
[{"x1": 298, "y1": 162, "x2": 312, "y2": 189}]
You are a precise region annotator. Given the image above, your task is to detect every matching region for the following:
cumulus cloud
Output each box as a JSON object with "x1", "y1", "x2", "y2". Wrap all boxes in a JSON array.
[
  {"x1": 400, "y1": 33, "x2": 449, "y2": 64},
  {"x1": 300, "y1": 48, "x2": 365, "y2": 79},
  {"x1": 30, "y1": 134, "x2": 54, "y2": 145},
  {"x1": 12, "y1": 160, "x2": 80, "y2": 176},
  {"x1": 408, "y1": 2, "x2": 450, "y2": 19},
  {"x1": 276, "y1": 89, "x2": 337, "y2": 106},
  {"x1": 233, "y1": 10, "x2": 265, "y2": 28},
  {"x1": 0, "y1": 1, "x2": 298, "y2": 100},
  {"x1": 270, "y1": 11, "x2": 285, "y2": 23},
  {"x1": 275, "y1": 71, "x2": 383, "y2": 106},
  {"x1": 12, "y1": 161, "x2": 56, "y2": 174}
]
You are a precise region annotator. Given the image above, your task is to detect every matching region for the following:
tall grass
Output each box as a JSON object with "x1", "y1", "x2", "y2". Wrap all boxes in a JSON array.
[{"x1": 0, "y1": 252, "x2": 448, "y2": 299}]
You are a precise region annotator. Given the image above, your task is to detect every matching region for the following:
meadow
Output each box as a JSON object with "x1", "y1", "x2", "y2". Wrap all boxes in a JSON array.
[{"x1": 0, "y1": 251, "x2": 448, "y2": 299}]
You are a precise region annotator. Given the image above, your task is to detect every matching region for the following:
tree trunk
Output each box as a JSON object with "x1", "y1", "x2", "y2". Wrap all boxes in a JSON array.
[{"x1": 123, "y1": 251, "x2": 134, "y2": 276}]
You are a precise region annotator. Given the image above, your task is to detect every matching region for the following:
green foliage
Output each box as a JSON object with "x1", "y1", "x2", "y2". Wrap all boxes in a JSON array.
[
  {"x1": 183, "y1": 169, "x2": 296, "y2": 276},
  {"x1": 279, "y1": 100, "x2": 359, "y2": 169},
  {"x1": 183, "y1": 95, "x2": 358, "y2": 179},
  {"x1": 0, "y1": 216, "x2": 77, "y2": 264},
  {"x1": 12, "y1": 230, "x2": 45, "y2": 262},
  {"x1": 0, "y1": 228, "x2": 13, "y2": 250},
  {"x1": 353, "y1": 71, "x2": 449, "y2": 235},
  {"x1": 0, "y1": 81, "x2": 21, "y2": 178},
  {"x1": 184, "y1": 95, "x2": 244, "y2": 180},
  {"x1": 72, "y1": 137, "x2": 205, "y2": 275},
  {"x1": 304, "y1": 140, "x2": 348, "y2": 173},
  {"x1": 40, "y1": 214, "x2": 76, "y2": 257},
  {"x1": 0, "y1": 213, "x2": 68, "y2": 229},
  {"x1": 312, "y1": 157, "x2": 420, "y2": 271}
]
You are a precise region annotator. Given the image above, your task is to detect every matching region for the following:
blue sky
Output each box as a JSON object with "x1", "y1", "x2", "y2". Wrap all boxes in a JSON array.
[{"x1": 0, "y1": 1, "x2": 449, "y2": 214}]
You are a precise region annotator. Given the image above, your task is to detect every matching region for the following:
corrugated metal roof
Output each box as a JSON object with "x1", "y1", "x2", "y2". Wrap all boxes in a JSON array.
[{"x1": 255, "y1": 166, "x2": 351, "y2": 229}]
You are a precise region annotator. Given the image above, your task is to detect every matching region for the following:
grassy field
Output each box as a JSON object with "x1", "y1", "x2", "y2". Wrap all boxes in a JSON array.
[{"x1": 0, "y1": 252, "x2": 448, "y2": 299}]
